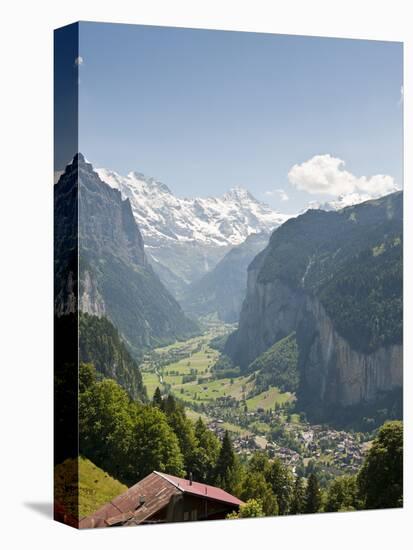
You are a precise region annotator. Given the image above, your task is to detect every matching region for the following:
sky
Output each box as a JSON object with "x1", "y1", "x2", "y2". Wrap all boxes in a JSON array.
[{"x1": 71, "y1": 22, "x2": 403, "y2": 213}]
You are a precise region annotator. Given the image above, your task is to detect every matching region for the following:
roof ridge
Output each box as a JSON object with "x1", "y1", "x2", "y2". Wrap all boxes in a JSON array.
[{"x1": 153, "y1": 471, "x2": 185, "y2": 493}]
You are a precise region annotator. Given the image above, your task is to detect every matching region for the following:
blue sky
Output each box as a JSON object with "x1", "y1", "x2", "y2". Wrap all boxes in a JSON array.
[{"x1": 75, "y1": 22, "x2": 403, "y2": 212}]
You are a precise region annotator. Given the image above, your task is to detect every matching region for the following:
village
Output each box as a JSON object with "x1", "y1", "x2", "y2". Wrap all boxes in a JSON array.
[{"x1": 205, "y1": 411, "x2": 371, "y2": 483}]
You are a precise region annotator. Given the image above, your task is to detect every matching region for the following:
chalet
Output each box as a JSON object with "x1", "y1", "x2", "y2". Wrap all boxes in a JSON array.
[{"x1": 79, "y1": 471, "x2": 244, "y2": 528}]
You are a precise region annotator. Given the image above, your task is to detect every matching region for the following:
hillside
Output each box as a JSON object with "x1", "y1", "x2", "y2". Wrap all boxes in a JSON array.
[
  {"x1": 181, "y1": 233, "x2": 269, "y2": 322},
  {"x1": 79, "y1": 313, "x2": 147, "y2": 401},
  {"x1": 248, "y1": 332, "x2": 299, "y2": 394},
  {"x1": 257, "y1": 191, "x2": 402, "y2": 354},
  {"x1": 54, "y1": 457, "x2": 127, "y2": 519},
  {"x1": 55, "y1": 154, "x2": 199, "y2": 359},
  {"x1": 225, "y1": 192, "x2": 403, "y2": 424}
]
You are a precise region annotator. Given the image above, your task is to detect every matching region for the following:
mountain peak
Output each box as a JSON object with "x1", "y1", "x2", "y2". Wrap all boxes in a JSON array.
[
  {"x1": 64, "y1": 152, "x2": 93, "y2": 175},
  {"x1": 223, "y1": 186, "x2": 255, "y2": 202},
  {"x1": 96, "y1": 164, "x2": 291, "y2": 249},
  {"x1": 74, "y1": 152, "x2": 86, "y2": 164},
  {"x1": 128, "y1": 171, "x2": 172, "y2": 195}
]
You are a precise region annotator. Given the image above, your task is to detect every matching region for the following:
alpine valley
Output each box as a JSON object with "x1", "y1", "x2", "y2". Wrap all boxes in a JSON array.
[{"x1": 55, "y1": 154, "x2": 403, "y2": 521}]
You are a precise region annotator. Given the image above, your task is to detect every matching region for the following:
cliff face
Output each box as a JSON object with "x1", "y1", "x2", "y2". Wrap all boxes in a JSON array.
[
  {"x1": 226, "y1": 192, "x2": 403, "y2": 423},
  {"x1": 297, "y1": 297, "x2": 402, "y2": 412},
  {"x1": 54, "y1": 156, "x2": 79, "y2": 316},
  {"x1": 55, "y1": 153, "x2": 198, "y2": 359},
  {"x1": 226, "y1": 260, "x2": 304, "y2": 367}
]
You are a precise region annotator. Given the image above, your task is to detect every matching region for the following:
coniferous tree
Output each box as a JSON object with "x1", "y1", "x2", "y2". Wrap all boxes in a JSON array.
[
  {"x1": 215, "y1": 431, "x2": 235, "y2": 475},
  {"x1": 163, "y1": 394, "x2": 177, "y2": 415},
  {"x1": 290, "y1": 476, "x2": 305, "y2": 515},
  {"x1": 214, "y1": 431, "x2": 240, "y2": 493},
  {"x1": 152, "y1": 387, "x2": 163, "y2": 408},
  {"x1": 305, "y1": 473, "x2": 322, "y2": 514}
]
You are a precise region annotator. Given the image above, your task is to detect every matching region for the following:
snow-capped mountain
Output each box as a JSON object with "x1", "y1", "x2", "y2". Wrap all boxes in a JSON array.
[
  {"x1": 96, "y1": 168, "x2": 289, "y2": 248},
  {"x1": 96, "y1": 167, "x2": 291, "y2": 296},
  {"x1": 303, "y1": 192, "x2": 391, "y2": 213}
]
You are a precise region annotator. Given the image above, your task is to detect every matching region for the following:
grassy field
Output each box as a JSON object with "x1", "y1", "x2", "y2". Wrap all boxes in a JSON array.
[
  {"x1": 246, "y1": 386, "x2": 294, "y2": 411},
  {"x1": 250, "y1": 421, "x2": 271, "y2": 434},
  {"x1": 54, "y1": 457, "x2": 127, "y2": 518},
  {"x1": 142, "y1": 328, "x2": 294, "y2": 439},
  {"x1": 185, "y1": 408, "x2": 253, "y2": 437},
  {"x1": 162, "y1": 347, "x2": 219, "y2": 385},
  {"x1": 174, "y1": 374, "x2": 254, "y2": 404},
  {"x1": 141, "y1": 371, "x2": 161, "y2": 399}
]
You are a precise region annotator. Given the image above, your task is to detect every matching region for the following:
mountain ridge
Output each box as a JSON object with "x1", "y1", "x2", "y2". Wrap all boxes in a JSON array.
[
  {"x1": 55, "y1": 153, "x2": 199, "y2": 360},
  {"x1": 225, "y1": 191, "x2": 403, "y2": 424},
  {"x1": 96, "y1": 166, "x2": 291, "y2": 293}
]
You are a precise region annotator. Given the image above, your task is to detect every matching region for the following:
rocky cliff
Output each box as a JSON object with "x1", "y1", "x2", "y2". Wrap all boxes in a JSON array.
[
  {"x1": 297, "y1": 297, "x2": 402, "y2": 419},
  {"x1": 226, "y1": 192, "x2": 403, "y2": 423},
  {"x1": 55, "y1": 154, "x2": 198, "y2": 359}
]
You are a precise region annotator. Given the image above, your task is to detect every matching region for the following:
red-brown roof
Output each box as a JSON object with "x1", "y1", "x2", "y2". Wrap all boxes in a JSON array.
[
  {"x1": 155, "y1": 472, "x2": 244, "y2": 507},
  {"x1": 79, "y1": 471, "x2": 243, "y2": 528}
]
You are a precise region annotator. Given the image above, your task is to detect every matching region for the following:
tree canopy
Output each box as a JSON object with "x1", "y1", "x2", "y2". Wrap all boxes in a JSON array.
[{"x1": 357, "y1": 420, "x2": 403, "y2": 509}]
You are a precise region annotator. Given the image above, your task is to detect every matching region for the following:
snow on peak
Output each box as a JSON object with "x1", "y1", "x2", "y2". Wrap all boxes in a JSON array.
[
  {"x1": 223, "y1": 186, "x2": 255, "y2": 202},
  {"x1": 303, "y1": 192, "x2": 380, "y2": 213},
  {"x1": 96, "y1": 166, "x2": 292, "y2": 247}
]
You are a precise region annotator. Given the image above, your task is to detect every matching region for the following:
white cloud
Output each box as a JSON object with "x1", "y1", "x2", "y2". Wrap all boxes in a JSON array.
[
  {"x1": 74, "y1": 56, "x2": 84, "y2": 66},
  {"x1": 265, "y1": 188, "x2": 289, "y2": 201},
  {"x1": 399, "y1": 85, "x2": 404, "y2": 106},
  {"x1": 288, "y1": 154, "x2": 400, "y2": 199}
]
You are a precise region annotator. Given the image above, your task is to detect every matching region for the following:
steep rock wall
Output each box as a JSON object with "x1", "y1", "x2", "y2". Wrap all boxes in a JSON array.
[{"x1": 297, "y1": 297, "x2": 402, "y2": 413}]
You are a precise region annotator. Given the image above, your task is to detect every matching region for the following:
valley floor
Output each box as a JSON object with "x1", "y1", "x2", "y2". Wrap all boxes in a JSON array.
[{"x1": 141, "y1": 323, "x2": 371, "y2": 484}]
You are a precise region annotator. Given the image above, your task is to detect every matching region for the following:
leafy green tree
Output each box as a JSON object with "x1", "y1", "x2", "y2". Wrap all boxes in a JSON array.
[
  {"x1": 325, "y1": 476, "x2": 359, "y2": 512},
  {"x1": 166, "y1": 406, "x2": 198, "y2": 473},
  {"x1": 79, "y1": 362, "x2": 97, "y2": 393},
  {"x1": 290, "y1": 476, "x2": 305, "y2": 515},
  {"x1": 152, "y1": 387, "x2": 163, "y2": 408},
  {"x1": 79, "y1": 375, "x2": 185, "y2": 485},
  {"x1": 358, "y1": 421, "x2": 403, "y2": 509},
  {"x1": 245, "y1": 451, "x2": 293, "y2": 514},
  {"x1": 191, "y1": 418, "x2": 220, "y2": 483},
  {"x1": 128, "y1": 405, "x2": 185, "y2": 483},
  {"x1": 266, "y1": 458, "x2": 294, "y2": 515},
  {"x1": 79, "y1": 378, "x2": 135, "y2": 482},
  {"x1": 227, "y1": 499, "x2": 265, "y2": 519},
  {"x1": 240, "y1": 471, "x2": 278, "y2": 516},
  {"x1": 247, "y1": 451, "x2": 269, "y2": 474},
  {"x1": 305, "y1": 473, "x2": 322, "y2": 514}
]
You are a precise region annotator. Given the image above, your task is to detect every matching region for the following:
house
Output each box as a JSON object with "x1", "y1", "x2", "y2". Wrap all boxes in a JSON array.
[{"x1": 79, "y1": 471, "x2": 244, "y2": 528}]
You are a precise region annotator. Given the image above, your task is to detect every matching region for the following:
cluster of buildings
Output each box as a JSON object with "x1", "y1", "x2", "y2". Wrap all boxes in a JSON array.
[
  {"x1": 288, "y1": 424, "x2": 369, "y2": 474},
  {"x1": 205, "y1": 414, "x2": 370, "y2": 478}
]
